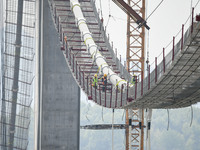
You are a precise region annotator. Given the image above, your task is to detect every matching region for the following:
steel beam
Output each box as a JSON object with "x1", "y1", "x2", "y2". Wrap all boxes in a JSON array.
[
  {"x1": 9, "y1": 0, "x2": 24, "y2": 149},
  {"x1": 112, "y1": 0, "x2": 149, "y2": 29}
]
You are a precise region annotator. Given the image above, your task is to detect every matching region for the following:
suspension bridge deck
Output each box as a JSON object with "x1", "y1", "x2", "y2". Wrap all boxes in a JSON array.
[{"x1": 49, "y1": 0, "x2": 200, "y2": 109}]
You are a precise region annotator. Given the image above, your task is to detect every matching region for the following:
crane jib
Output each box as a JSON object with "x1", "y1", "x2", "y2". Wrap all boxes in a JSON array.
[{"x1": 112, "y1": 0, "x2": 150, "y2": 30}]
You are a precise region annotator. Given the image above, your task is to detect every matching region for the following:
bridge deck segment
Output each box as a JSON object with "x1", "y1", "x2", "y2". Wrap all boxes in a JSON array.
[{"x1": 49, "y1": 0, "x2": 200, "y2": 109}]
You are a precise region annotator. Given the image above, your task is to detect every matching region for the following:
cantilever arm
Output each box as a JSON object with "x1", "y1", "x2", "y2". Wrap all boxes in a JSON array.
[{"x1": 112, "y1": 0, "x2": 150, "y2": 30}]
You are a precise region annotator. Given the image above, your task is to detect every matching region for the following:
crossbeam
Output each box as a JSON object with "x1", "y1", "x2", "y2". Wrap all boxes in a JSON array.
[{"x1": 112, "y1": 0, "x2": 150, "y2": 30}]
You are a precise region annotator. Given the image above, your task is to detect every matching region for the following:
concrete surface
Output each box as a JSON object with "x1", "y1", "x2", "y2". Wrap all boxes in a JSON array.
[{"x1": 40, "y1": 1, "x2": 80, "y2": 149}]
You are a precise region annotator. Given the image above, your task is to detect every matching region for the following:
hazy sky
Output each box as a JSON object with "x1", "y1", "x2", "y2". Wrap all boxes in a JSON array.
[
  {"x1": 95, "y1": 0, "x2": 200, "y2": 64},
  {"x1": 1, "y1": 0, "x2": 200, "y2": 69}
]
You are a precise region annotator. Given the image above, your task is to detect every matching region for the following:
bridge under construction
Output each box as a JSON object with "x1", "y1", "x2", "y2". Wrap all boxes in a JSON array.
[{"x1": 0, "y1": 0, "x2": 200, "y2": 149}]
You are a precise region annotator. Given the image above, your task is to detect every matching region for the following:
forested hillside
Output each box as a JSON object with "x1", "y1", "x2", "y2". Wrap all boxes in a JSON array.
[
  {"x1": 80, "y1": 101, "x2": 200, "y2": 150},
  {"x1": 28, "y1": 102, "x2": 200, "y2": 149}
]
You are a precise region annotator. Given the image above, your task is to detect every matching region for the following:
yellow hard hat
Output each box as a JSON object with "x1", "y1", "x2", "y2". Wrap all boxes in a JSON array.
[
  {"x1": 94, "y1": 74, "x2": 97, "y2": 77},
  {"x1": 104, "y1": 74, "x2": 107, "y2": 77}
]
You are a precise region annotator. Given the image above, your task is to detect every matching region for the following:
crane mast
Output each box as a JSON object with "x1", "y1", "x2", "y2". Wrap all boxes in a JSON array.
[{"x1": 126, "y1": 0, "x2": 146, "y2": 149}]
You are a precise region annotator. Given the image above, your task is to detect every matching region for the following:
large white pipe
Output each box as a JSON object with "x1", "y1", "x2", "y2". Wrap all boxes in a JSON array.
[{"x1": 70, "y1": 0, "x2": 127, "y2": 89}]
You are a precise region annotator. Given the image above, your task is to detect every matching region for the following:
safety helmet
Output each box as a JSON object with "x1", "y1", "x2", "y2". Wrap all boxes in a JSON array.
[
  {"x1": 94, "y1": 74, "x2": 97, "y2": 77},
  {"x1": 104, "y1": 74, "x2": 107, "y2": 77}
]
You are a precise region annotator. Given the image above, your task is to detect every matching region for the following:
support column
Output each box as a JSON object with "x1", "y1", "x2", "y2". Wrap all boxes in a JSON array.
[
  {"x1": 0, "y1": 0, "x2": 6, "y2": 149},
  {"x1": 35, "y1": 1, "x2": 80, "y2": 149},
  {"x1": 9, "y1": 1, "x2": 23, "y2": 149}
]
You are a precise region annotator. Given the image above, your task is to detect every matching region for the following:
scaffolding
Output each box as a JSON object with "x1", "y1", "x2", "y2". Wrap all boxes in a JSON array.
[
  {"x1": 0, "y1": 0, "x2": 35, "y2": 149},
  {"x1": 126, "y1": 0, "x2": 146, "y2": 149}
]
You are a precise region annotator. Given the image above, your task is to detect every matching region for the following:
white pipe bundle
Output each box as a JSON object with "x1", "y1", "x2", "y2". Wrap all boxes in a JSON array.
[{"x1": 70, "y1": 0, "x2": 127, "y2": 89}]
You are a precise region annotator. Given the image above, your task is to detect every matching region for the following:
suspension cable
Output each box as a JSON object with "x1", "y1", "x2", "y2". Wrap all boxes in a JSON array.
[
  {"x1": 194, "y1": 0, "x2": 200, "y2": 7},
  {"x1": 190, "y1": 0, "x2": 193, "y2": 13},
  {"x1": 85, "y1": 102, "x2": 91, "y2": 122},
  {"x1": 145, "y1": 0, "x2": 148, "y2": 20},
  {"x1": 99, "y1": 0, "x2": 103, "y2": 19},
  {"x1": 112, "y1": 109, "x2": 114, "y2": 150},
  {"x1": 167, "y1": 109, "x2": 170, "y2": 130},
  {"x1": 190, "y1": 105, "x2": 193, "y2": 127},
  {"x1": 146, "y1": 30, "x2": 150, "y2": 72},
  {"x1": 102, "y1": 107, "x2": 104, "y2": 122},
  {"x1": 146, "y1": 0, "x2": 164, "y2": 21},
  {"x1": 122, "y1": 109, "x2": 125, "y2": 121},
  {"x1": 109, "y1": 0, "x2": 111, "y2": 15},
  {"x1": 106, "y1": 0, "x2": 113, "y2": 28},
  {"x1": 190, "y1": 0, "x2": 193, "y2": 26}
]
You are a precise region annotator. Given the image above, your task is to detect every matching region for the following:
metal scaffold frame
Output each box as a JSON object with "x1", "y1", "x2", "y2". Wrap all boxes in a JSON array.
[
  {"x1": 126, "y1": 0, "x2": 145, "y2": 149},
  {"x1": 0, "y1": 0, "x2": 35, "y2": 149}
]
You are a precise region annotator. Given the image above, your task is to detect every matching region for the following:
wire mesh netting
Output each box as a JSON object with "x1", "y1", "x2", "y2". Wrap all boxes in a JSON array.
[{"x1": 0, "y1": 0, "x2": 35, "y2": 149}]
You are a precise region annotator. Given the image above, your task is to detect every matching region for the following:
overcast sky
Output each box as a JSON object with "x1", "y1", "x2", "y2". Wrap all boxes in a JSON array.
[
  {"x1": 1, "y1": 0, "x2": 200, "y2": 68},
  {"x1": 95, "y1": 0, "x2": 200, "y2": 64}
]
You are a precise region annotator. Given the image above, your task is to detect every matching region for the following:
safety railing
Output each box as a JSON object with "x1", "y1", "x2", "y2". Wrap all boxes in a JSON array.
[
  {"x1": 127, "y1": 3, "x2": 200, "y2": 106},
  {"x1": 49, "y1": 0, "x2": 200, "y2": 109}
]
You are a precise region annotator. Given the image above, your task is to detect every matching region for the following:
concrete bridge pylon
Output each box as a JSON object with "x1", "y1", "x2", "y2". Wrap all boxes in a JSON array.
[{"x1": 35, "y1": 1, "x2": 80, "y2": 149}]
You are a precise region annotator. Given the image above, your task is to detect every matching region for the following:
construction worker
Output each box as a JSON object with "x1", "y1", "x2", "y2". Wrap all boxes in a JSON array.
[
  {"x1": 102, "y1": 74, "x2": 107, "y2": 92},
  {"x1": 64, "y1": 36, "x2": 67, "y2": 43},
  {"x1": 101, "y1": 17, "x2": 104, "y2": 23},
  {"x1": 131, "y1": 74, "x2": 137, "y2": 85},
  {"x1": 64, "y1": 35, "x2": 68, "y2": 50},
  {"x1": 92, "y1": 74, "x2": 98, "y2": 88}
]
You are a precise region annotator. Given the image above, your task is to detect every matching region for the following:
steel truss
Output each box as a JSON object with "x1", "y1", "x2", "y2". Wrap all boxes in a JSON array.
[{"x1": 126, "y1": 0, "x2": 145, "y2": 149}]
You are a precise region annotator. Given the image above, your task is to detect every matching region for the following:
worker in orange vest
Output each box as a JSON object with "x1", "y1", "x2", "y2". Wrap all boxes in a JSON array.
[
  {"x1": 64, "y1": 36, "x2": 67, "y2": 43},
  {"x1": 64, "y1": 35, "x2": 68, "y2": 50},
  {"x1": 102, "y1": 74, "x2": 107, "y2": 92}
]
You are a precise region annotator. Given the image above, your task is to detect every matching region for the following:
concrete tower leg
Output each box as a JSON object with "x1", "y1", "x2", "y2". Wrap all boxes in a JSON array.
[{"x1": 35, "y1": 1, "x2": 80, "y2": 149}]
